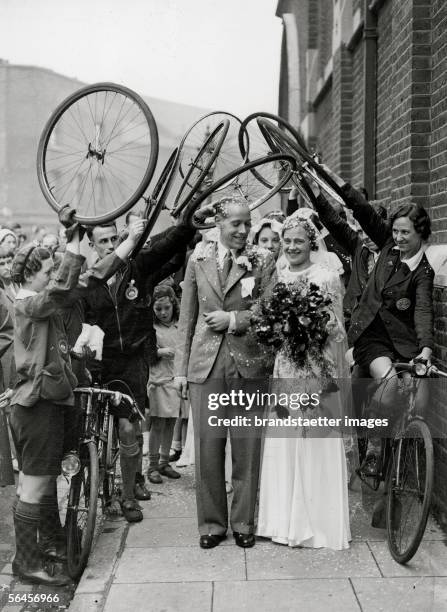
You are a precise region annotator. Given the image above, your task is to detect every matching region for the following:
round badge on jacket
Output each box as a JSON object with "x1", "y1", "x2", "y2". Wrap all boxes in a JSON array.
[
  {"x1": 396, "y1": 298, "x2": 411, "y2": 311},
  {"x1": 125, "y1": 279, "x2": 139, "y2": 300},
  {"x1": 59, "y1": 339, "x2": 68, "y2": 354}
]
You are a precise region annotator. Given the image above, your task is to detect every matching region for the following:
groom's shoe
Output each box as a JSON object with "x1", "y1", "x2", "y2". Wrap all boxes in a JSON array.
[
  {"x1": 233, "y1": 532, "x2": 256, "y2": 548},
  {"x1": 199, "y1": 534, "x2": 226, "y2": 549}
]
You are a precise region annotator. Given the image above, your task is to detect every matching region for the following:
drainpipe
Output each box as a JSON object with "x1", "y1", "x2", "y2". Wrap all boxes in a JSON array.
[{"x1": 363, "y1": 1, "x2": 378, "y2": 198}]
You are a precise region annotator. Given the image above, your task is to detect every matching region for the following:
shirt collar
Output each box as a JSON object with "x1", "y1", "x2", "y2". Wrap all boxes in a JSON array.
[
  {"x1": 217, "y1": 238, "x2": 239, "y2": 265},
  {"x1": 392, "y1": 244, "x2": 427, "y2": 272},
  {"x1": 15, "y1": 288, "x2": 37, "y2": 300}
]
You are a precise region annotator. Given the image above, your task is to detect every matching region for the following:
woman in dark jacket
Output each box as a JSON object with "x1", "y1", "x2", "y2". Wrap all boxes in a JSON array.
[{"x1": 340, "y1": 186, "x2": 434, "y2": 377}]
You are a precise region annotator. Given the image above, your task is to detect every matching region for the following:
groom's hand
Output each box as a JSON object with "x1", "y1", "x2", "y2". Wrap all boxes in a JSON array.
[
  {"x1": 204, "y1": 310, "x2": 231, "y2": 332},
  {"x1": 174, "y1": 376, "x2": 188, "y2": 399}
]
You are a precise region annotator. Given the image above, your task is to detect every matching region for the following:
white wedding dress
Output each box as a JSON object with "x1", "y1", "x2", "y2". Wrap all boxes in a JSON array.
[{"x1": 256, "y1": 263, "x2": 351, "y2": 550}]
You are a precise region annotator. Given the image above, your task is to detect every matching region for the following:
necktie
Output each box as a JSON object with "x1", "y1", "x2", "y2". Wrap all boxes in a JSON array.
[{"x1": 221, "y1": 250, "x2": 233, "y2": 283}]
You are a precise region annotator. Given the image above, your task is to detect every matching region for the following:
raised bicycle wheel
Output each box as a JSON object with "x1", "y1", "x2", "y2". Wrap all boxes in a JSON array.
[
  {"x1": 66, "y1": 441, "x2": 99, "y2": 579},
  {"x1": 37, "y1": 82, "x2": 159, "y2": 225},
  {"x1": 238, "y1": 112, "x2": 308, "y2": 194},
  {"x1": 151, "y1": 147, "x2": 180, "y2": 203},
  {"x1": 386, "y1": 418, "x2": 434, "y2": 564},
  {"x1": 178, "y1": 111, "x2": 248, "y2": 190},
  {"x1": 130, "y1": 148, "x2": 181, "y2": 258},
  {"x1": 256, "y1": 118, "x2": 347, "y2": 206},
  {"x1": 182, "y1": 153, "x2": 296, "y2": 230},
  {"x1": 171, "y1": 120, "x2": 230, "y2": 216}
]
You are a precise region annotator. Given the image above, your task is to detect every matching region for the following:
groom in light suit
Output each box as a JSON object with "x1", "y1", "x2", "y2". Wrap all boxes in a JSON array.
[{"x1": 174, "y1": 197, "x2": 275, "y2": 549}]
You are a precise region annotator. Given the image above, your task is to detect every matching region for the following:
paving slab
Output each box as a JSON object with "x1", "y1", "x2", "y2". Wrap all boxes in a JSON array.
[
  {"x1": 213, "y1": 579, "x2": 360, "y2": 612},
  {"x1": 76, "y1": 522, "x2": 126, "y2": 594},
  {"x1": 140, "y1": 490, "x2": 197, "y2": 519},
  {"x1": 69, "y1": 593, "x2": 104, "y2": 612},
  {"x1": 114, "y1": 546, "x2": 246, "y2": 583},
  {"x1": 368, "y1": 541, "x2": 447, "y2": 577},
  {"x1": 103, "y1": 582, "x2": 212, "y2": 612},
  {"x1": 126, "y1": 517, "x2": 231, "y2": 547},
  {"x1": 352, "y1": 577, "x2": 447, "y2": 612},
  {"x1": 246, "y1": 541, "x2": 381, "y2": 580},
  {"x1": 349, "y1": 493, "x2": 387, "y2": 542}
]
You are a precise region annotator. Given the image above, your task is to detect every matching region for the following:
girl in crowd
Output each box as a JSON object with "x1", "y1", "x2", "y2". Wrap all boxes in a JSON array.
[
  {"x1": 9, "y1": 226, "x2": 84, "y2": 586},
  {"x1": 147, "y1": 284, "x2": 187, "y2": 484},
  {"x1": 0, "y1": 228, "x2": 17, "y2": 253},
  {"x1": 250, "y1": 217, "x2": 283, "y2": 260},
  {"x1": 9, "y1": 212, "x2": 144, "y2": 585}
]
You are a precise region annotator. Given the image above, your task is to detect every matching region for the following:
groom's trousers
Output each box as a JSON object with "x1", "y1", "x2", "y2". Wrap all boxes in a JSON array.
[{"x1": 189, "y1": 339, "x2": 262, "y2": 536}]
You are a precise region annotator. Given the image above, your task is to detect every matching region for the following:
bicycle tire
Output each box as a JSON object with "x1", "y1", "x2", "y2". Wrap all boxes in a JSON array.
[
  {"x1": 129, "y1": 148, "x2": 180, "y2": 258},
  {"x1": 103, "y1": 414, "x2": 119, "y2": 508},
  {"x1": 256, "y1": 119, "x2": 348, "y2": 206},
  {"x1": 172, "y1": 119, "x2": 230, "y2": 215},
  {"x1": 239, "y1": 111, "x2": 308, "y2": 158},
  {"x1": 151, "y1": 148, "x2": 179, "y2": 202},
  {"x1": 37, "y1": 82, "x2": 159, "y2": 225},
  {"x1": 386, "y1": 418, "x2": 434, "y2": 564},
  {"x1": 178, "y1": 111, "x2": 248, "y2": 191},
  {"x1": 183, "y1": 153, "x2": 296, "y2": 230},
  {"x1": 238, "y1": 112, "x2": 308, "y2": 194},
  {"x1": 66, "y1": 440, "x2": 99, "y2": 579}
]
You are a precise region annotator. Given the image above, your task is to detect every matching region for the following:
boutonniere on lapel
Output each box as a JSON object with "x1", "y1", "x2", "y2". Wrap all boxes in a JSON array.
[
  {"x1": 235, "y1": 255, "x2": 253, "y2": 272},
  {"x1": 236, "y1": 245, "x2": 270, "y2": 272}
]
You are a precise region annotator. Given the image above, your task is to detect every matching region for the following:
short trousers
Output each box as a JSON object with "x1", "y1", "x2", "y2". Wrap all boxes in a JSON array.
[
  {"x1": 101, "y1": 352, "x2": 148, "y2": 418},
  {"x1": 9, "y1": 400, "x2": 81, "y2": 476},
  {"x1": 353, "y1": 315, "x2": 407, "y2": 371}
]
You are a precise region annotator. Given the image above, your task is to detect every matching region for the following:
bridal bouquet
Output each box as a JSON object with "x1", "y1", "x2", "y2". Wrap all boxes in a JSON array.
[{"x1": 251, "y1": 279, "x2": 334, "y2": 376}]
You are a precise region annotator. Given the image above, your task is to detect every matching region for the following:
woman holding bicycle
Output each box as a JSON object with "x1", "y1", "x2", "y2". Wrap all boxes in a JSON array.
[
  {"x1": 338, "y1": 183, "x2": 434, "y2": 465},
  {"x1": 9, "y1": 219, "x2": 86, "y2": 586},
  {"x1": 8, "y1": 209, "x2": 144, "y2": 586}
]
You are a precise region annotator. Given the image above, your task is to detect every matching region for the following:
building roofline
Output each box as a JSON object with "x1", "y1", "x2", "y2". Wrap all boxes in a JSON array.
[{"x1": 0, "y1": 61, "x2": 86, "y2": 86}]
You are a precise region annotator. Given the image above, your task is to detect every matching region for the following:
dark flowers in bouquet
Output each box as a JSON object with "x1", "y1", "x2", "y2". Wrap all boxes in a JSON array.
[{"x1": 251, "y1": 278, "x2": 334, "y2": 376}]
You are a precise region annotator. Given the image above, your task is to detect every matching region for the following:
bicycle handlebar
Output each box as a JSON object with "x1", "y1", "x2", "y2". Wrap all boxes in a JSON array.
[
  {"x1": 74, "y1": 386, "x2": 145, "y2": 420},
  {"x1": 394, "y1": 362, "x2": 447, "y2": 378}
]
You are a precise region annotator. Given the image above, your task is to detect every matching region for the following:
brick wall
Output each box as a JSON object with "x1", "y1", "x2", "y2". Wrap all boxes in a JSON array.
[
  {"x1": 430, "y1": 0, "x2": 447, "y2": 242},
  {"x1": 331, "y1": 46, "x2": 353, "y2": 179},
  {"x1": 314, "y1": 88, "x2": 336, "y2": 169},
  {"x1": 375, "y1": 0, "x2": 397, "y2": 206},
  {"x1": 350, "y1": 42, "x2": 364, "y2": 188}
]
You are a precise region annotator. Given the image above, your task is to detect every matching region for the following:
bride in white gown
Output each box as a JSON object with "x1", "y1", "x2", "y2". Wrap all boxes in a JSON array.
[{"x1": 256, "y1": 213, "x2": 351, "y2": 550}]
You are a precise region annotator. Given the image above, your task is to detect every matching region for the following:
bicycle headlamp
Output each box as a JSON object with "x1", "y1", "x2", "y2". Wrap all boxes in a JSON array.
[
  {"x1": 414, "y1": 361, "x2": 428, "y2": 377},
  {"x1": 61, "y1": 451, "x2": 81, "y2": 477}
]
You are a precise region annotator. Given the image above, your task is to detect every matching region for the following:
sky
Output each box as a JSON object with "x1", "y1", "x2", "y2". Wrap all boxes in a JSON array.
[{"x1": 0, "y1": 0, "x2": 282, "y2": 117}]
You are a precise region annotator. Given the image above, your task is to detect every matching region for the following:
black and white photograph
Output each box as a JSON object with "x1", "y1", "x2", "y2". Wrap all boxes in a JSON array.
[{"x1": 1, "y1": 1, "x2": 447, "y2": 611}]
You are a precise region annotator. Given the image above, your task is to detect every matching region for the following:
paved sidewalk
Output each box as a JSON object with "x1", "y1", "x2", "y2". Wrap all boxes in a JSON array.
[{"x1": 68, "y1": 464, "x2": 447, "y2": 612}]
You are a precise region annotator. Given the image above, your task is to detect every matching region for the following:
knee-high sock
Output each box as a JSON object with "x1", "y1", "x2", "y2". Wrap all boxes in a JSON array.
[
  {"x1": 13, "y1": 500, "x2": 41, "y2": 572},
  {"x1": 148, "y1": 417, "x2": 163, "y2": 471},
  {"x1": 159, "y1": 419, "x2": 176, "y2": 467},
  {"x1": 40, "y1": 484, "x2": 64, "y2": 545},
  {"x1": 136, "y1": 431, "x2": 144, "y2": 484},
  {"x1": 120, "y1": 441, "x2": 139, "y2": 501}
]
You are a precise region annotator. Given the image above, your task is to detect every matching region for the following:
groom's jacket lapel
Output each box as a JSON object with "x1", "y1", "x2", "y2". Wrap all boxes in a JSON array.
[
  {"x1": 224, "y1": 256, "x2": 247, "y2": 296},
  {"x1": 196, "y1": 243, "x2": 224, "y2": 300}
]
